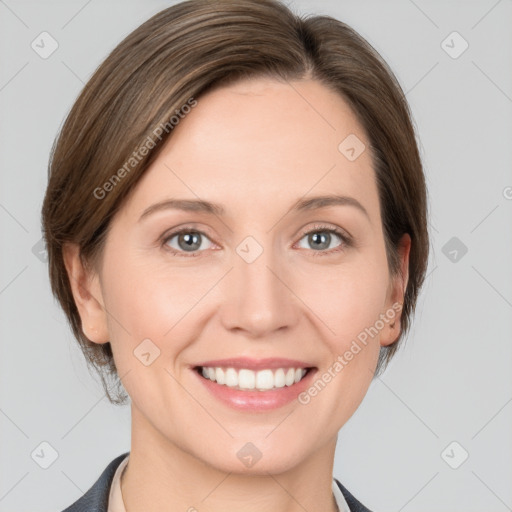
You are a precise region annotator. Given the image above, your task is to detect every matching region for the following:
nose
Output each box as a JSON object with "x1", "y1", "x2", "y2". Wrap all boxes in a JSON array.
[{"x1": 218, "y1": 238, "x2": 300, "y2": 338}]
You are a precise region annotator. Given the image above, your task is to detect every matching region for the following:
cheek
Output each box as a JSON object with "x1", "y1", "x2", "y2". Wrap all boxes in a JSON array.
[
  {"x1": 296, "y1": 253, "x2": 389, "y2": 343},
  {"x1": 101, "y1": 254, "x2": 211, "y2": 355},
  {"x1": 100, "y1": 258, "x2": 204, "y2": 404}
]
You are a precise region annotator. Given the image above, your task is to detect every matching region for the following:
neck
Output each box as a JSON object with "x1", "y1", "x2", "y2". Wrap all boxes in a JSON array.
[{"x1": 121, "y1": 404, "x2": 340, "y2": 512}]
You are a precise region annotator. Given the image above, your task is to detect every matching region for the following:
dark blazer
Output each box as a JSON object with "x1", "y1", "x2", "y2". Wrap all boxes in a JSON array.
[{"x1": 61, "y1": 452, "x2": 373, "y2": 512}]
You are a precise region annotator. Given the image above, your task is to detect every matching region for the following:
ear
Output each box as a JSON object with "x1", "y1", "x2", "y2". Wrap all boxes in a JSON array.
[
  {"x1": 62, "y1": 242, "x2": 109, "y2": 344},
  {"x1": 380, "y1": 233, "x2": 411, "y2": 347}
]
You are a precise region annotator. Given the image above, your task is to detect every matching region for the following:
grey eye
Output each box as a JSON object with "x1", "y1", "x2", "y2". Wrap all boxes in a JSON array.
[
  {"x1": 297, "y1": 230, "x2": 343, "y2": 251},
  {"x1": 165, "y1": 231, "x2": 213, "y2": 253}
]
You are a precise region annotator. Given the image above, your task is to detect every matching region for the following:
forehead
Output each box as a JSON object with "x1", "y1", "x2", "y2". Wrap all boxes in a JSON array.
[{"x1": 120, "y1": 77, "x2": 380, "y2": 224}]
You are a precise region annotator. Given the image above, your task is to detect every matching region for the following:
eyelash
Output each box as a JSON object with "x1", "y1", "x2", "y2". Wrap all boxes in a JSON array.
[{"x1": 160, "y1": 223, "x2": 353, "y2": 258}]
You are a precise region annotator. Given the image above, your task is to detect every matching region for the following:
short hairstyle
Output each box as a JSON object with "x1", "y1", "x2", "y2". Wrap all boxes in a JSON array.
[{"x1": 42, "y1": 0, "x2": 429, "y2": 405}]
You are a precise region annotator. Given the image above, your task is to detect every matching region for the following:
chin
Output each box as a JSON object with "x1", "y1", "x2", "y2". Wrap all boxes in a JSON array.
[{"x1": 192, "y1": 439, "x2": 306, "y2": 476}]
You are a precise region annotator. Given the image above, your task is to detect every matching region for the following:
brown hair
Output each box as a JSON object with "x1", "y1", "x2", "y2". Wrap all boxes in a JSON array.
[{"x1": 42, "y1": 0, "x2": 429, "y2": 404}]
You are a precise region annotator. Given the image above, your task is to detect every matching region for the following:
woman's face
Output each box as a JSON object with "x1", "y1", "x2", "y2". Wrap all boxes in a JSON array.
[{"x1": 70, "y1": 77, "x2": 409, "y2": 474}]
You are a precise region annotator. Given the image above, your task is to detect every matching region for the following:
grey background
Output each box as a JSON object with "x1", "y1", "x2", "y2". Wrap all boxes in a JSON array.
[{"x1": 1, "y1": 0, "x2": 511, "y2": 511}]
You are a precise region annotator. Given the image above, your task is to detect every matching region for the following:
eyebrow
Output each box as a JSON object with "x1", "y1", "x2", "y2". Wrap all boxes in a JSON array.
[{"x1": 138, "y1": 194, "x2": 370, "y2": 222}]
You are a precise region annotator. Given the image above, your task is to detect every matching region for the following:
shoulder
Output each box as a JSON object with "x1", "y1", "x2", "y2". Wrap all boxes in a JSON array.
[
  {"x1": 59, "y1": 452, "x2": 130, "y2": 512},
  {"x1": 334, "y1": 478, "x2": 375, "y2": 512}
]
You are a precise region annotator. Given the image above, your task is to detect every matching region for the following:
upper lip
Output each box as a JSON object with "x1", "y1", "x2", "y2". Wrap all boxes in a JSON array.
[{"x1": 192, "y1": 357, "x2": 315, "y2": 370}]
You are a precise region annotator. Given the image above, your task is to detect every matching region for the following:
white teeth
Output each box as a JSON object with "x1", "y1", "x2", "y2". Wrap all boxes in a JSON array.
[
  {"x1": 256, "y1": 369, "x2": 274, "y2": 390},
  {"x1": 215, "y1": 367, "x2": 226, "y2": 385},
  {"x1": 199, "y1": 366, "x2": 308, "y2": 391},
  {"x1": 274, "y1": 368, "x2": 286, "y2": 388},
  {"x1": 225, "y1": 368, "x2": 237, "y2": 387},
  {"x1": 238, "y1": 369, "x2": 255, "y2": 389}
]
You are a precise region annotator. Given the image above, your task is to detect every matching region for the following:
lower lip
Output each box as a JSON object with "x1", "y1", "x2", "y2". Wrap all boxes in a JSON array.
[{"x1": 192, "y1": 367, "x2": 317, "y2": 412}]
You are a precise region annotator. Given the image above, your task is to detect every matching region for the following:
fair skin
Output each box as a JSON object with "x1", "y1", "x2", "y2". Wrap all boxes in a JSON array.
[{"x1": 64, "y1": 77, "x2": 410, "y2": 512}]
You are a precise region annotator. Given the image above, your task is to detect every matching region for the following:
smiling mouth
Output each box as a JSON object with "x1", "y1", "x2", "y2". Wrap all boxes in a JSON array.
[{"x1": 193, "y1": 365, "x2": 315, "y2": 392}]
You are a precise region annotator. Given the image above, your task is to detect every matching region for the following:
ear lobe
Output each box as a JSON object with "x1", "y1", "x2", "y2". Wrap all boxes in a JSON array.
[
  {"x1": 62, "y1": 242, "x2": 109, "y2": 344},
  {"x1": 380, "y1": 233, "x2": 411, "y2": 347},
  {"x1": 380, "y1": 302, "x2": 403, "y2": 347}
]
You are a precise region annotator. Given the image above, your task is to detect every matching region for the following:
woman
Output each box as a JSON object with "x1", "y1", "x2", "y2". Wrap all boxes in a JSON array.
[{"x1": 42, "y1": 1, "x2": 429, "y2": 510}]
